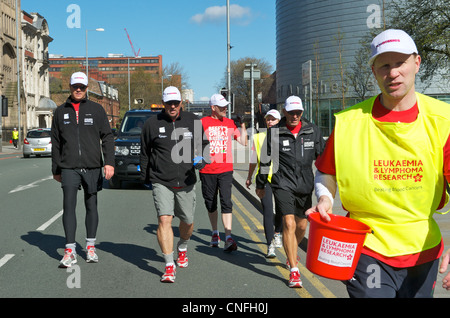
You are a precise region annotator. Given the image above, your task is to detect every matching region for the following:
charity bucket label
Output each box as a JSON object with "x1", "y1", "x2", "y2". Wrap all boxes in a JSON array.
[{"x1": 317, "y1": 236, "x2": 358, "y2": 268}]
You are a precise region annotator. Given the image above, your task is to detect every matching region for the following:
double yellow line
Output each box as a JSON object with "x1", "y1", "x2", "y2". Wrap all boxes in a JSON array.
[{"x1": 231, "y1": 194, "x2": 337, "y2": 298}]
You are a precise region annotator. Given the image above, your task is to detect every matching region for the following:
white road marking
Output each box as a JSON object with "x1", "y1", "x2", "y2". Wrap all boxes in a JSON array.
[
  {"x1": 37, "y1": 210, "x2": 63, "y2": 231},
  {"x1": 8, "y1": 175, "x2": 53, "y2": 194},
  {"x1": 0, "y1": 254, "x2": 15, "y2": 268}
]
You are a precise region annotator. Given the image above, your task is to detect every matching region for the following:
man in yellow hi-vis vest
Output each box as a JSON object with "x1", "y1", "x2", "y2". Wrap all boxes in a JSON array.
[
  {"x1": 307, "y1": 29, "x2": 450, "y2": 297},
  {"x1": 12, "y1": 128, "x2": 18, "y2": 149}
]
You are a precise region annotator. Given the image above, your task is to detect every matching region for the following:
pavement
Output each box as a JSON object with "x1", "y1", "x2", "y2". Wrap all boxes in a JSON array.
[{"x1": 0, "y1": 142, "x2": 23, "y2": 155}]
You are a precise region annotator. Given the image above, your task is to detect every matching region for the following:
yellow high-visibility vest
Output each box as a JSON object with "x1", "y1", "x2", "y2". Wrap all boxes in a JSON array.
[
  {"x1": 12, "y1": 130, "x2": 18, "y2": 140},
  {"x1": 253, "y1": 131, "x2": 273, "y2": 183},
  {"x1": 334, "y1": 93, "x2": 450, "y2": 257}
]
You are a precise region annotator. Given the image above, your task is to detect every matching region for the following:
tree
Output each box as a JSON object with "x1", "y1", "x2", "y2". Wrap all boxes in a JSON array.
[
  {"x1": 223, "y1": 57, "x2": 274, "y2": 115},
  {"x1": 388, "y1": 0, "x2": 450, "y2": 81},
  {"x1": 347, "y1": 35, "x2": 377, "y2": 102}
]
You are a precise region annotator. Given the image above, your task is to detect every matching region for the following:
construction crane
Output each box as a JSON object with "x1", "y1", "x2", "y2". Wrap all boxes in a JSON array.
[{"x1": 124, "y1": 28, "x2": 141, "y2": 57}]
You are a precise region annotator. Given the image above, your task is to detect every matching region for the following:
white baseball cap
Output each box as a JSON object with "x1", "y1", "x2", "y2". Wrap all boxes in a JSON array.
[
  {"x1": 284, "y1": 96, "x2": 304, "y2": 112},
  {"x1": 210, "y1": 93, "x2": 230, "y2": 107},
  {"x1": 163, "y1": 86, "x2": 181, "y2": 102},
  {"x1": 369, "y1": 29, "x2": 418, "y2": 65},
  {"x1": 265, "y1": 109, "x2": 281, "y2": 120},
  {"x1": 70, "y1": 72, "x2": 88, "y2": 86}
]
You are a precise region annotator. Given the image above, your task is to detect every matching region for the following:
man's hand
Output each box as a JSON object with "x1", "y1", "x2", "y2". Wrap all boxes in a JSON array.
[
  {"x1": 193, "y1": 156, "x2": 207, "y2": 170},
  {"x1": 104, "y1": 165, "x2": 114, "y2": 180},
  {"x1": 255, "y1": 188, "x2": 265, "y2": 199},
  {"x1": 53, "y1": 174, "x2": 61, "y2": 183},
  {"x1": 305, "y1": 195, "x2": 333, "y2": 222},
  {"x1": 440, "y1": 248, "x2": 450, "y2": 291}
]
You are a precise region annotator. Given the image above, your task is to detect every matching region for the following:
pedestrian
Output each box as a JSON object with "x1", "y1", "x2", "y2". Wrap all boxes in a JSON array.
[
  {"x1": 256, "y1": 96, "x2": 325, "y2": 288},
  {"x1": 246, "y1": 109, "x2": 283, "y2": 258},
  {"x1": 51, "y1": 71, "x2": 115, "y2": 268},
  {"x1": 199, "y1": 93, "x2": 247, "y2": 252},
  {"x1": 306, "y1": 29, "x2": 450, "y2": 297},
  {"x1": 12, "y1": 128, "x2": 18, "y2": 149},
  {"x1": 140, "y1": 86, "x2": 209, "y2": 283}
]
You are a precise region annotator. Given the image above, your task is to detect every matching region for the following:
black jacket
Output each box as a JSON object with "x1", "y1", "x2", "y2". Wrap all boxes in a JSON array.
[
  {"x1": 140, "y1": 110, "x2": 210, "y2": 188},
  {"x1": 51, "y1": 97, "x2": 115, "y2": 175},
  {"x1": 256, "y1": 117, "x2": 325, "y2": 194}
]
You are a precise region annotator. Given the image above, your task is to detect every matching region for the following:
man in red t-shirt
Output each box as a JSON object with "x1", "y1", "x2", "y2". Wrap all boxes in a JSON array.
[{"x1": 199, "y1": 94, "x2": 247, "y2": 252}]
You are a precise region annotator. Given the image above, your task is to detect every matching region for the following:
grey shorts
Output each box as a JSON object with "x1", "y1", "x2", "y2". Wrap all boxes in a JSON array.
[{"x1": 152, "y1": 183, "x2": 196, "y2": 224}]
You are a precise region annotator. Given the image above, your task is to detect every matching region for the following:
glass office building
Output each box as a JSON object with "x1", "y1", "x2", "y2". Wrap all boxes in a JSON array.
[{"x1": 276, "y1": 0, "x2": 449, "y2": 136}]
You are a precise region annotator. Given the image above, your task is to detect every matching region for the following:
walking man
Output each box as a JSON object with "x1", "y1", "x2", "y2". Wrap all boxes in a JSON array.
[
  {"x1": 256, "y1": 96, "x2": 325, "y2": 288},
  {"x1": 140, "y1": 86, "x2": 209, "y2": 283},
  {"x1": 307, "y1": 29, "x2": 450, "y2": 297},
  {"x1": 51, "y1": 71, "x2": 115, "y2": 267}
]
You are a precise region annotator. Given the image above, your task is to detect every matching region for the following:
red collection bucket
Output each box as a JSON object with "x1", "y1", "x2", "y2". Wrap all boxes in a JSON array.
[{"x1": 306, "y1": 212, "x2": 372, "y2": 280}]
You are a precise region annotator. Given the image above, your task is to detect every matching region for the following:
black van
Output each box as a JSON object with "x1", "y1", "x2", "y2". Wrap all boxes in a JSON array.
[{"x1": 110, "y1": 109, "x2": 159, "y2": 188}]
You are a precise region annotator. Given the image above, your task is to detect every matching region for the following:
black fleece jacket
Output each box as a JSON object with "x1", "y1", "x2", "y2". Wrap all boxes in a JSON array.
[
  {"x1": 51, "y1": 97, "x2": 115, "y2": 175},
  {"x1": 256, "y1": 117, "x2": 325, "y2": 194},
  {"x1": 140, "y1": 110, "x2": 210, "y2": 188}
]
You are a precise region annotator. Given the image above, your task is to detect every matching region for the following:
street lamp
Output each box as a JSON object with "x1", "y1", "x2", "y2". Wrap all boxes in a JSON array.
[{"x1": 85, "y1": 28, "x2": 104, "y2": 96}]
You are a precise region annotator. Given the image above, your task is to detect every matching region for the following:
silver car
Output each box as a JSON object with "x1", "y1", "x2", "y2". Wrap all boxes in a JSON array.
[{"x1": 23, "y1": 128, "x2": 52, "y2": 158}]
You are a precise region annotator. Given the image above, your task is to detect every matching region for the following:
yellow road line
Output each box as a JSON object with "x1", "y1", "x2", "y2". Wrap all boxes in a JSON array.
[{"x1": 232, "y1": 194, "x2": 337, "y2": 298}]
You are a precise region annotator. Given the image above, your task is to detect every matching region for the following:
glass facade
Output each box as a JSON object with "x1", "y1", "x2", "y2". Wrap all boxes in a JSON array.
[{"x1": 276, "y1": 0, "x2": 450, "y2": 136}]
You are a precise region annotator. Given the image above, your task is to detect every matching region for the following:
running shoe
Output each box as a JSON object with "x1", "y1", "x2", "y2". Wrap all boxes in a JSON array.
[
  {"x1": 224, "y1": 237, "x2": 237, "y2": 252},
  {"x1": 289, "y1": 270, "x2": 303, "y2": 288},
  {"x1": 210, "y1": 233, "x2": 221, "y2": 247},
  {"x1": 266, "y1": 242, "x2": 276, "y2": 258},
  {"x1": 86, "y1": 245, "x2": 98, "y2": 263},
  {"x1": 177, "y1": 250, "x2": 188, "y2": 268},
  {"x1": 161, "y1": 264, "x2": 176, "y2": 283},
  {"x1": 59, "y1": 248, "x2": 77, "y2": 268},
  {"x1": 273, "y1": 233, "x2": 282, "y2": 248}
]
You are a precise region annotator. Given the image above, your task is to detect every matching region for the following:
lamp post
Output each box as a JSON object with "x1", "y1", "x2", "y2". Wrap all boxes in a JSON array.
[{"x1": 85, "y1": 28, "x2": 104, "y2": 96}]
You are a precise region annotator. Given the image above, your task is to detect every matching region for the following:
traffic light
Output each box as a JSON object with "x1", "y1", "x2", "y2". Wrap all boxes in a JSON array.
[
  {"x1": 220, "y1": 87, "x2": 228, "y2": 99},
  {"x1": 1, "y1": 95, "x2": 7, "y2": 117}
]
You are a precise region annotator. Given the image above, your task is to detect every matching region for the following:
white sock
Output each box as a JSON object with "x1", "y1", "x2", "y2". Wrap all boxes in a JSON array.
[
  {"x1": 86, "y1": 238, "x2": 96, "y2": 249},
  {"x1": 65, "y1": 243, "x2": 76, "y2": 254}
]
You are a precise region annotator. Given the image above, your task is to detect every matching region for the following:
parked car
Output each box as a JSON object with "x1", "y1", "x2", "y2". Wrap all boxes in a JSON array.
[
  {"x1": 110, "y1": 109, "x2": 159, "y2": 188},
  {"x1": 23, "y1": 128, "x2": 52, "y2": 158}
]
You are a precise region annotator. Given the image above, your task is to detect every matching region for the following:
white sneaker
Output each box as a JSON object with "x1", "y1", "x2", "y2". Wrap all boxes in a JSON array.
[
  {"x1": 59, "y1": 248, "x2": 77, "y2": 268},
  {"x1": 266, "y1": 242, "x2": 276, "y2": 258},
  {"x1": 273, "y1": 233, "x2": 282, "y2": 248},
  {"x1": 86, "y1": 245, "x2": 98, "y2": 263}
]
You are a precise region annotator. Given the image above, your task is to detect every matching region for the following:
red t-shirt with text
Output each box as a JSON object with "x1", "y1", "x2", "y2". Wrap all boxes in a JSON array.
[{"x1": 200, "y1": 116, "x2": 240, "y2": 174}]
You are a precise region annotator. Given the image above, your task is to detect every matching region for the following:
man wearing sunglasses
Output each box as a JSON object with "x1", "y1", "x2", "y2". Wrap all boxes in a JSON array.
[
  {"x1": 51, "y1": 71, "x2": 115, "y2": 268},
  {"x1": 255, "y1": 95, "x2": 325, "y2": 288},
  {"x1": 140, "y1": 86, "x2": 209, "y2": 283}
]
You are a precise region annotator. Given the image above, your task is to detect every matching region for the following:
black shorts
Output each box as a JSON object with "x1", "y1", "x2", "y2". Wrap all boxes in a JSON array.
[
  {"x1": 199, "y1": 171, "x2": 233, "y2": 214},
  {"x1": 272, "y1": 188, "x2": 311, "y2": 218},
  {"x1": 346, "y1": 253, "x2": 439, "y2": 298}
]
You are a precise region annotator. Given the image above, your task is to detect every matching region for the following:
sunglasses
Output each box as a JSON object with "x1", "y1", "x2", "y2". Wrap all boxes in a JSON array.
[
  {"x1": 71, "y1": 84, "x2": 87, "y2": 90},
  {"x1": 165, "y1": 101, "x2": 181, "y2": 106},
  {"x1": 287, "y1": 110, "x2": 303, "y2": 117}
]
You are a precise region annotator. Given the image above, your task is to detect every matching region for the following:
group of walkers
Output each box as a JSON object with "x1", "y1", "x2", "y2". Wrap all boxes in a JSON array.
[{"x1": 51, "y1": 29, "x2": 450, "y2": 297}]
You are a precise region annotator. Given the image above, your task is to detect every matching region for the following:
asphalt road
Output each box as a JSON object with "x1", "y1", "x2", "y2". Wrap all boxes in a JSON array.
[
  {"x1": 0, "y1": 146, "x2": 348, "y2": 302},
  {"x1": 1, "y1": 143, "x2": 449, "y2": 304}
]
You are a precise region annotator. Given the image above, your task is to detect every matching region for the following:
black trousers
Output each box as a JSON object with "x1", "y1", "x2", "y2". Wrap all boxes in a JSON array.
[{"x1": 60, "y1": 168, "x2": 102, "y2": 244}]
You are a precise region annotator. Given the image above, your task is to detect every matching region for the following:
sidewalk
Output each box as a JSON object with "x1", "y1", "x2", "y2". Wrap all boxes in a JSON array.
[{"x1": 0, "y1": 142, "x2": 22, "y2": 155}]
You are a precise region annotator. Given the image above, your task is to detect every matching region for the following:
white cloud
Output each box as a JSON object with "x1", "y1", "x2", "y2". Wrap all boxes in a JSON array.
[{"x1": 190, "y1": 5, "x2": 252, "y2": 25}]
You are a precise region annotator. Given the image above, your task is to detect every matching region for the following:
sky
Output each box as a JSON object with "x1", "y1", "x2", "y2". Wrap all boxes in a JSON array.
[{"x1": 21, "y1": 0, "x2": 276, "y2": 101}]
